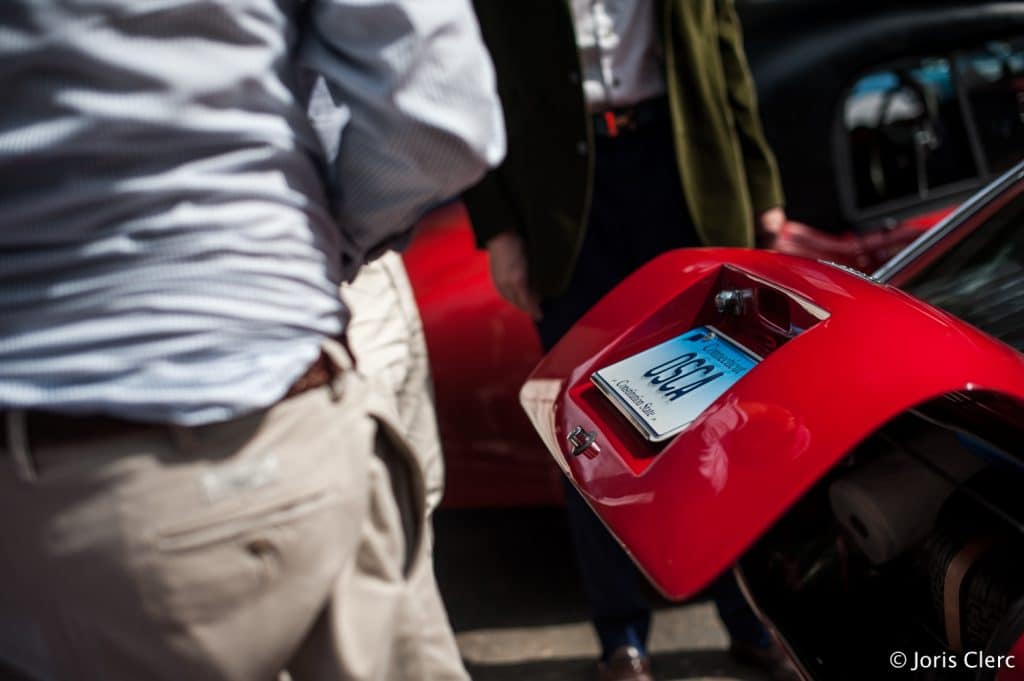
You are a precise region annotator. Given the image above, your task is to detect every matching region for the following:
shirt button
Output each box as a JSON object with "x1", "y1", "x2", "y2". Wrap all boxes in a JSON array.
[
  {"x1": 576, "y1": 140, "x2": 588, "y2": 156},
  {"x1": 612, "y1": 75, "x2": 621, "y2": 88}
]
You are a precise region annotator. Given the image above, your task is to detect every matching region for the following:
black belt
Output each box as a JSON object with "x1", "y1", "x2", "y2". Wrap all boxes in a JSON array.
[
  {"x1": 0, "y1": 350, "x2": 338, "y2": 452},
  {"x1": 591, "y1": 96, "x2": 670, "y2": 138}
]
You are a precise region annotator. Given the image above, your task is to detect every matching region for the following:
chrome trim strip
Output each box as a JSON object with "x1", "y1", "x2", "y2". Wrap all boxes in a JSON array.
[{"x1": 873, "y1": 160, "x2": 1024, "y2": 283}]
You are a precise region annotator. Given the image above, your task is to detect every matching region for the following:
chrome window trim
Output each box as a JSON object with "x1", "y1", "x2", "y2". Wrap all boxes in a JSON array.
[{"x1": 873, "y1": 160, "x2": 1024, "y2": 283}]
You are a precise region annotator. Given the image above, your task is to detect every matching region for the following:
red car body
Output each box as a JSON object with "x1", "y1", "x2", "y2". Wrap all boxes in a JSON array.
[
  {"x1": 520, "y1": 247, "x2": 1024, "y2": 600},
  {"x1": 404, "y1": 203, "x2": 949, "y2": 508},
  {"x1": 403, "y1": 203, "x2": 559, "y2": 507},
  {"x1": 520, "y1": 167, "x2": 1024, "y2": 679}
]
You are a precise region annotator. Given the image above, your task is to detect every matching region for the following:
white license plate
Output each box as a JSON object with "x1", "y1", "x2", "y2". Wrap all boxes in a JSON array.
[{"x1": 591, "y1": 326, "x2": 760, "y2": 442}]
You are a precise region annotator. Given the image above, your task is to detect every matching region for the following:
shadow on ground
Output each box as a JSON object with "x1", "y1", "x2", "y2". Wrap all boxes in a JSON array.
[
  {"x1": 432, "y1": 507, "x2": 771, "y2": 681},
  {"x1": 464, "y1": 649, "x2": 772, "y2": 681},
  {"x1": 434, "y1": 506, "x2": 590, "y2": 631}
]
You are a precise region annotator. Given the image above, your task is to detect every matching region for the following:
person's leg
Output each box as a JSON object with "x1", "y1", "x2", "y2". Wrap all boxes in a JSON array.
[
  {"x1": 287, "y1": 387, "x2": 467, "y2": 681},
  {"x1": 548, "y1": 113, "x2": 778, "y2": 663},
  {"x1": 536, "y1": 113, "x2": 703, "y2": 663},
  {"x1": 563, "y1": 479, "x2": 651, "y2": 656},
  {"x1": 386, "y1": 524, "x2": 468, "y2": 681},
  {"x1": 341, "y1": 253, "x2": 467, "y2": 679},
  {"x1": 711, "y1": 572, "x2": 771, "y2": 649},
  {"x1": 285, "y1": 417, "x2": 411, "y2": 681},
  {"x1": 713, "y1": 572, "x2": 796, "y2": 679},
  {"x1": 618, "y1": 117, "x2": 776, "y2": 655},
  {"x1": 531, "y1": 125, "x2": 651, "y2": 661},
  {"x1": 538, "y1": 251, "x2": 653, "y2": 661},
  {"x1": 342, "y1": 251, "x2": 445, "y2": 513}
]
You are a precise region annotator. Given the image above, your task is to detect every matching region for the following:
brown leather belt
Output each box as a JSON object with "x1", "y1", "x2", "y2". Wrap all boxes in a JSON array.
[
  {"x1": 282, "y1": 350, "x2": 337, "y2": 400},
  {"x1": 0, "y1": 351, "x2": 337, "y2": 452}
]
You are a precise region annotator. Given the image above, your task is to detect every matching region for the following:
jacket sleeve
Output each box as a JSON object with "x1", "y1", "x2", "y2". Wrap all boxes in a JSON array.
[
  {"x1": 461, "y1": 0, "x2": 525, "y2": 249},
  {"x1": 462, "y1": 168, "x2": 523, "y2": 248},
  {"x1": 714, "y1": 0, "x2": 785, "y2": 214}
]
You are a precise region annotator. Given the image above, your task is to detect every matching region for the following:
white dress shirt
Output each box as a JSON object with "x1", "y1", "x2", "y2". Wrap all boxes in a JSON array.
[
  {"x1": 571, "y1": 0, "x2": 668, "y2": 111},
  {"x1": 0, "y1": 0, "x2": 504, "y2": 425}
]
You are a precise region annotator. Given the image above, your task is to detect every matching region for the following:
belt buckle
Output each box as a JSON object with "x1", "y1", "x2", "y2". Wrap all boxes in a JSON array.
[
  {"x1": 602, "y1": 110, "x2": 620, "y2": 137},
  {"x1": 602, "y1": 109, "x2": 636, "y2": 138}
]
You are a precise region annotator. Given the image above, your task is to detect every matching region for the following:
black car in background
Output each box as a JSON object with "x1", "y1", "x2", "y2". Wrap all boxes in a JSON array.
[{"x1": 740, "y1": 0, "x2": 1024, "y2": 237}]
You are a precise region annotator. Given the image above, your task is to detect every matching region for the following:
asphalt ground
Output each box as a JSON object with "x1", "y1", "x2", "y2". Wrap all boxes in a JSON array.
[{"x1": 433, "y1": 507, "x2": 772, "y2": 681}]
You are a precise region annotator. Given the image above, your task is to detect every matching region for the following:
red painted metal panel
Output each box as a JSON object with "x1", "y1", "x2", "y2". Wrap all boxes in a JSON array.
[
  {"x1": 522, "y1": 248, "x2": 1024, "y2": 599},
  {"x1": 996, "y1": 635, "x2": 1024, "y2": 681},
  {"x1": 404, "y1": 204, "x2": 561, "y2": 507}
]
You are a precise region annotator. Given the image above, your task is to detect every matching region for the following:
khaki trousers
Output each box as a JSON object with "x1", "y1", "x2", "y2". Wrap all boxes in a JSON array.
[
  {"x1": 341, "y1": 252, "x2": 443, "y2": 512},
  {"x1": 341, "y1": 252, "x2": 466, "y2": 680},
  {"x1": 0, "y1": 341, "x2": 466, "y2": 681}
]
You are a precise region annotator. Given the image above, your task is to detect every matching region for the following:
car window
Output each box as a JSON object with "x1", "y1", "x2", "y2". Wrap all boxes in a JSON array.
[
  {"x1": 842, "y1": 40, "x2": 1024, "y2": 221},
  {"x1": 903, "y1": 191, "x2": 1024, "y2": 351},
  {"x1": 957, "y1": 39, "x2": 1024, "y2": 177},
  {"x1": 845, "y1": 59, "x2": 977, "y2": 211}
]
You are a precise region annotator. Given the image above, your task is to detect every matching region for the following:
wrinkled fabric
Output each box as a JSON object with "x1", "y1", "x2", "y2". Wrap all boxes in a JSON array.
[{"x1": 0, "y1": 0, "x2": 504, "y2": 424}]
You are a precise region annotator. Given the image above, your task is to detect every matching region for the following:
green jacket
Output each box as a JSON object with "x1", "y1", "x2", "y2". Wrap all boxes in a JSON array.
[{"x1": 462, "y1": 0, "x2": 784, "y2": 299}]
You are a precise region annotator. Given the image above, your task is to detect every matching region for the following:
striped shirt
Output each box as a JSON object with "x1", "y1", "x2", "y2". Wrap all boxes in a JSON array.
[{"x1": 0, "y1": 0, "x2": 504, "y2": 424}]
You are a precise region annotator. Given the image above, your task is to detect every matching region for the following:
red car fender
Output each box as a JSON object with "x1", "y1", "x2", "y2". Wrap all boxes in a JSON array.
[
  {"x1": 403, "y1": 203, "x2": 560, "y2": 507},
  {"x1": 998, "y1": 635, "x2": 1024, "y2": 681},
  {"x1": 520, "y1": 248, "x2": 1024, "y2": 599}
]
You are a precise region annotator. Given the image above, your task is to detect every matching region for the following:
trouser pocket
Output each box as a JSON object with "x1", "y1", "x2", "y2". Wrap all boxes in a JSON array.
[{"x1": 367, "y1": 408, "x2": 427, "y2": 579}]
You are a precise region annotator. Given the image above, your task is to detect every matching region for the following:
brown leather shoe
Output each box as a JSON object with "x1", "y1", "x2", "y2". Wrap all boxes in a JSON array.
[
  {"x1": 597, "y1": 645, "x2": 653, "y2": 681},
  {"x1": 728, "y1": 641, "x2": 801, "y2": 681}
]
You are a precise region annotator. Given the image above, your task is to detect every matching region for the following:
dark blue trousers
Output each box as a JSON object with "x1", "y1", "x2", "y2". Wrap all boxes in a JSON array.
[{"x1": 536, "y1": 112, "x2": 770, "y2": 660}]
